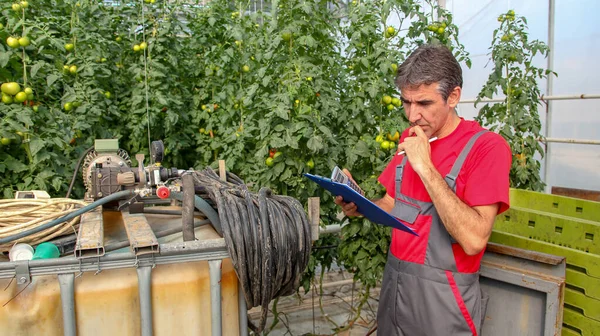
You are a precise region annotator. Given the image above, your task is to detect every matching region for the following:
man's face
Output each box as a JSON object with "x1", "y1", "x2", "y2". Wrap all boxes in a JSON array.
[{"x1": 399, "y1": 83, "x2": 460, "y2": 138}]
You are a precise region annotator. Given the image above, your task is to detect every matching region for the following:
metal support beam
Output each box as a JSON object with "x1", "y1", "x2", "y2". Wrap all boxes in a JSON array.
[
  {"x1": 209, "y1": 259, "x2": 222, "y2": 336},
  {"x1": 58, "y1": 273, "x2": 76, "y2": 336},
  {"x1": 238, "y1": 286, "x2": 248, "y2": 336},
  {"x1": 459, "y1": 93, "x2": 600, "y2": 104},
  {"x1": 0, "y1": 239, "x2": 228, "y2": 279},
  {"x1": 137, "y1": 266, "x2": 153, "y2": 336},
  {"x1": 544, "y1": 0, "x2": 557, "y2": 193}
]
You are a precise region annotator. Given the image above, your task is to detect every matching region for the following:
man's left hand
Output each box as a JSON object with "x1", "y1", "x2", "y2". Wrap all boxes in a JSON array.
[{"x1": 397, "y1": 126, "x2": 434, "y2": 175}]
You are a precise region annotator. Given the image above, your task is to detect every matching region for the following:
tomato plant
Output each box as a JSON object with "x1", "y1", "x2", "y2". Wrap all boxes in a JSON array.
[{"x1": 476, "y1": 10, "x2": 555, "y2": 191}]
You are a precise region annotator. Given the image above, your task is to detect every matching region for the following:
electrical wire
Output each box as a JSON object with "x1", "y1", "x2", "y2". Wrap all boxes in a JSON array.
[
  {"x1": 192, "y1": 168, "x2": 311, "y2": 334},
  {"x1": 65, "y1": 146, "x2": 94, "y2": 198}
]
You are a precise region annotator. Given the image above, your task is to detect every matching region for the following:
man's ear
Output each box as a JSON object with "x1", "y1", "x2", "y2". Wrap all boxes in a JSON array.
[{"x1": 447, "y1": 86, "x2": 461, "y2": 108}]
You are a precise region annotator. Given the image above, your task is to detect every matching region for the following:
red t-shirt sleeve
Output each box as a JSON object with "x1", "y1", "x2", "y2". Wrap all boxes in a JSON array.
[{"x1": 459, "y1": 132, "x2": 512, "y2": 214}]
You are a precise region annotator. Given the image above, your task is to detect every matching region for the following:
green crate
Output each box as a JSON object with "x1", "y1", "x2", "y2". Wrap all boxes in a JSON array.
[
  {"x1": 510, "y1": 189, "x2": 600, "y2": 222},
  {"x1": 563, "y1": 325, "x2": 583, "y2": 336},
  {"x1": 490, "y1": 231, "x2": 600, "y2": 279},
  {"x1": 495, "y1": 207, "x2": 600, "y2": 254},
  {"x1": 563, "y1": 306, "x2": 600, "y2": 336},
  {"x1": 565, "y1": 287, "x2": 600, "y2": 322},
  {"x1": 567, "y1": 267, "x2": 600, "y2": 301}
]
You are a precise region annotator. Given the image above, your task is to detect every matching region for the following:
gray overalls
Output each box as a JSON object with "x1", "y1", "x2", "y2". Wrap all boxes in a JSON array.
[{"x1": 377, "y1": 131, "x2": 489, "y2": 336}]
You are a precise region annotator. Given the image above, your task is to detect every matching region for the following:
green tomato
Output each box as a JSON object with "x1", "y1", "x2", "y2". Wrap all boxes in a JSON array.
[
  {"x1": 306, "y1": 159, "x2": 314, "y2": 169},
  {"x1": 12, "y1": 3, "x2": 21, "y2": 11},
  {"x1": 139, "y1": 42, "x2": 147, "y2": 50},
  {"x1": 1, "y1": 82, "x2": 20, "y2": 96},
  {"x1": 24, "y1": 87, "x2": 33, "y2": 95},
  {"x1": 382, "y1": 95, "x2": 392, "y2": 105},
  {"x1": 391, "y1": 97, "x2": 401, "y2": 107},
  {"x1": 65, "y1": 43, "x2": 74, "y2": 51},
  {"x1": 69, "y1": 65, "x2": 77, "y2": 74},
  {"x1": 64, "y1": 102, "x2": 73, "y2": 111},
  {"x1": 18, "y1": 36, "x2": 30, "y2": 47},
  {"x1": 387, "y1": 104, "x2": 395, "y2": 111},
  {"x1": 6, "y1": 37, "x2": 20, "y2": 49},
  {"x1": 2, "y1": 94, "x2": 13, "y2": 104},
  {"x1": 14, "y1": 91, "x2": 27, "y2": 103},
  {"x1": 133, "y1": 44, "x2": 140, "y2": 52},
  {"x1": 242, "y1": 65, "x2": 250, "y2": 73},
  {"x1": 105, "y1": 92, "x2": 112, "y2": 99},
  {"x1": 265, "y1": 157, "x2": 274, "y2": 167},
  {"x1": 375, "y1": 134, "x2": 384, "y2": 143}
]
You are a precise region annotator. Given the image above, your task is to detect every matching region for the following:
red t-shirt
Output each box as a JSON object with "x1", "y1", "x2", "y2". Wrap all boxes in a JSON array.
[{"x1": 378, "y1": 119, "x2": 511, "y2": 273}]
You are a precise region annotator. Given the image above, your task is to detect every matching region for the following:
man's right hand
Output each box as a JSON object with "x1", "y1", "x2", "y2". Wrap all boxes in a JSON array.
[{"x1": 334, "y1": 168, "x2": 363, "y2": 217}]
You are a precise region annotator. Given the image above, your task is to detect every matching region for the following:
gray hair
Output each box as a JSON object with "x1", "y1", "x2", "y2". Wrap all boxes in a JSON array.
[{"x1": 395, "y1": 44, "x2": 463, "y2": 101}]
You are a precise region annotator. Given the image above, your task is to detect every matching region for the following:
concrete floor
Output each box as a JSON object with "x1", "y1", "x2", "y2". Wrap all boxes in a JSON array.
[{"x1": 248, "y1": 269, "x2": 379, "y2": 336}]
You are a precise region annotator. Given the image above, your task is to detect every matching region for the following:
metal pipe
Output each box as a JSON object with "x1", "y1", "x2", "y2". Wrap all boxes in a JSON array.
[
  {"x1": 458, "y1": 93, "x2": 600, "y2": 104},
  {"x1": 0, "y1": 239, "x2": 228, "y2": 279},
  {"x1": 543, "y1": 138, "x2": 600, "y2": 145},
  {"x1": 238, "y1": 283, "x2": 248, "y2": 336},
  {"x1": 137, "y1": 266, "x2": 153, "y2": 336},
  {"x1": 58, "y1": 273, "x2": 76, "y2": 336},
  {"x1": 182, "y1": 174, "x2": 196, "y2": 241},
  {"x1": 209, "y1": 259, "x2": 222, "y2": 336},
  {"x1": 544, "y1": 0, "x2": 556, "y2": 193}
]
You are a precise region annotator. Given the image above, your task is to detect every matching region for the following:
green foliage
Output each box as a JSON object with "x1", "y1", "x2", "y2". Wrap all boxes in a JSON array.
[
  {"x1": 475, "y1": 10, "x2": 555, "y2": 191},
  {"x1": 1, "y1": 0, "x2": 470, "y2": 328}
]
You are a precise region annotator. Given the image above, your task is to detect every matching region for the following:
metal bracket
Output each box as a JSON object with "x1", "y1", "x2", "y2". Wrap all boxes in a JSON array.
[
  {"x1": 15, "y1": 261, "x2": 31, "y2": 287},
  {"x1": 75, "y1": 207, "x2": 105, "y2": 259},
  {"x1": 121, "y1": 210, "x2": 159, "y2": 256}
]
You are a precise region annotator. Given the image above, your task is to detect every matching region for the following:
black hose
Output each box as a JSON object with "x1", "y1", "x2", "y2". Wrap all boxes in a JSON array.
[
  {"x1": 65, "y1": 145, "x2": 94, "y2": 198},
  {"x1": 182, "y1": 174, "x2": 196, "y2": 241},
  {"x1": 0, "y1": 190, "x2": 136, "y2": 245},
  {"x1": 192, "y1": 168, "x2": 311, "y2": 334}
]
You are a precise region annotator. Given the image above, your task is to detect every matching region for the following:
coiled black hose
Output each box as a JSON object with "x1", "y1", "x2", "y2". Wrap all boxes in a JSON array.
[{"x1": 192, "y1": 168, "x2": 311, "y2": 334}]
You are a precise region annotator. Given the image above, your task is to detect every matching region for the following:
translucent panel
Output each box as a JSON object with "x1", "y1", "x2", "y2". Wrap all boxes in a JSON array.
[{"x1": 448, "y1": 0, "x2": 600, "y2": 192}]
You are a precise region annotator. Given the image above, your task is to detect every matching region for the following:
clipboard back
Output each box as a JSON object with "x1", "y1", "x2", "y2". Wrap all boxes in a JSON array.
[{"x1": 304, "y1": 173, "x2": 417, "y2": 236}]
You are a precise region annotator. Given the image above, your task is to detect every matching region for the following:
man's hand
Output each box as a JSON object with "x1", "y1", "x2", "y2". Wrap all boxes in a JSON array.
[
  {"x1": 333, "y1": 169, "x2": 363, "y2": 217},
  {"x1": 396, "y1": 126, "x2": 434, "y2": 175}
]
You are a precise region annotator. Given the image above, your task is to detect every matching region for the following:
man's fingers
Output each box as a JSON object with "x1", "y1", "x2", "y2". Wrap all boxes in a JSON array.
[{"x1": 412, "y1": 125, "x2": 427, "y2": 139}]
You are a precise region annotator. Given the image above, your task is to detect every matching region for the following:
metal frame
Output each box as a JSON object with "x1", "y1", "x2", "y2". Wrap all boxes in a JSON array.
[
  {"x1": 0, "y1": 239, "x2": 248, "y2": 336},
  {"x1": 480, "y1": 243, "x2": 565, "y2": 336}
]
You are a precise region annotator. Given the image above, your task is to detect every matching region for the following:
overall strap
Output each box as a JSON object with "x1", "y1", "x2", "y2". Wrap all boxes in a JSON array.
[
  {"x1": 444, "y1": 130, "x2": 488, "y2": 192},
  {"x1": 394, "y1": 156, "x2": 409, "y2": 199}
]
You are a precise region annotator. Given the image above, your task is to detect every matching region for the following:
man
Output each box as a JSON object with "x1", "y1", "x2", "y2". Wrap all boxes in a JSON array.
[{"x1": 335, "y1": 44, "x2": 511, "y2": 335}]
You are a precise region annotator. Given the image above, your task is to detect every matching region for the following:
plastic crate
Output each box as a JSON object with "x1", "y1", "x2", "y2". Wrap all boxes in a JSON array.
[
  {"x1": 495, "y1": 207, "x2": 599, "y2": 254},
  {"x1": 510, "y1": 189, "x2": 600, "y2": 222},
  {"x1": 563, "y1": 306, "x2": 600, "y2": 336}
]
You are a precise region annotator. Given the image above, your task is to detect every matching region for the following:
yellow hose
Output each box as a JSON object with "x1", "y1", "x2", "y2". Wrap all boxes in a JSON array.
[{"x1": 0, "y1": 198, "x2": 89, "y2": 252}]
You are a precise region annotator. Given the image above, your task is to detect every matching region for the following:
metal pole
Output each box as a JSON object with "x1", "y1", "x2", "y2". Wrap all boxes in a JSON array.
[
  {"x1": 209, "y1": 259, "x2": 222, "y2": 336},
  {"x1": 238, "y1": 285, "x2": 248, "y2": 336},
  {"x1": 543, "y1": 138, "x2": 600, "y2": 145},
  {"x1": 459, "y1": 93, "x2": 600, "y2": 104},
  {"x1": 136, "y1": 266, "x2": 153, "y2": 336},
  {"x1": 58, "y1": 273, "x2": 76, "y2": 336},
  {"x1": 544, "y1": 0, "x2": 556, "y2": 193}
]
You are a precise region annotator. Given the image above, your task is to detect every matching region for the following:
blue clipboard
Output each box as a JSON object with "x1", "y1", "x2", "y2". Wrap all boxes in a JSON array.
[{"x1": 304, "y1": 173, "x2": 417, "y2": 236}]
